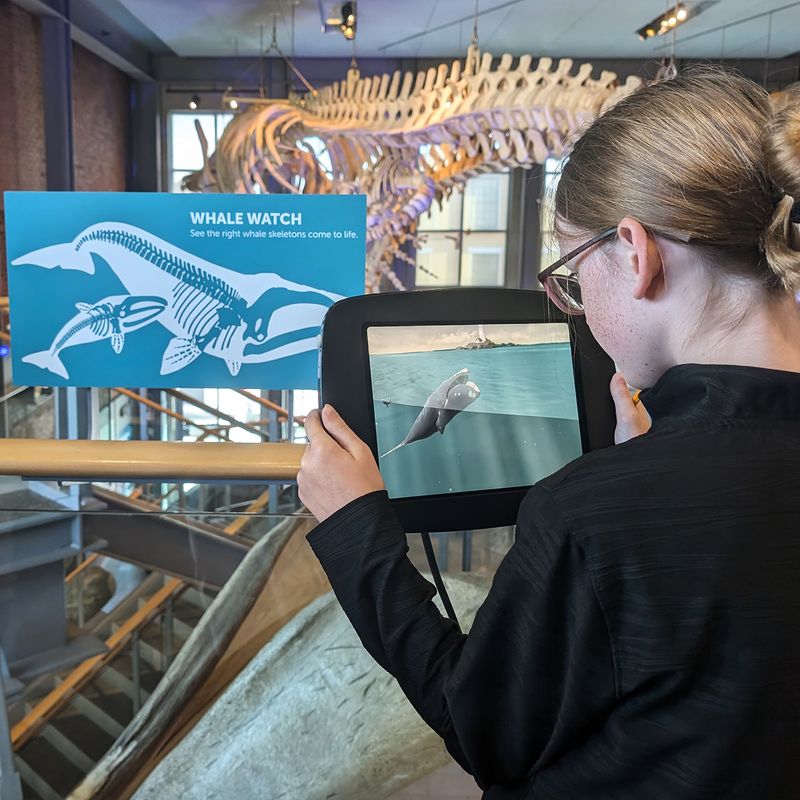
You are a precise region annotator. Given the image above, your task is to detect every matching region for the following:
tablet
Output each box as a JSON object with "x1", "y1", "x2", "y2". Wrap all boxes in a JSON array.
[{"x1": 319, "y1": 288, "x2": 615, "y2": 532}]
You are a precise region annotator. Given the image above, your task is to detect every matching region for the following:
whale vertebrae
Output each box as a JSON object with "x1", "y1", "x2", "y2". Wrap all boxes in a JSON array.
[{"x1": 76, "y1": 228, "x2": 244, "y2": 308}]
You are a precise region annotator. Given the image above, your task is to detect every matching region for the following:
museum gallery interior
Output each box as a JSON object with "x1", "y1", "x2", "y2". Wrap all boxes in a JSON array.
[{"x1": 0, "y1": 0, "x2": 799, "y2": 798}]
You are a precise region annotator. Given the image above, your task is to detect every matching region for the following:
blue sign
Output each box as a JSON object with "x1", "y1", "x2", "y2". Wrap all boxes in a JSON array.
[{"x1": 5, "y1": 192, "x2": 365, "y2": 389}]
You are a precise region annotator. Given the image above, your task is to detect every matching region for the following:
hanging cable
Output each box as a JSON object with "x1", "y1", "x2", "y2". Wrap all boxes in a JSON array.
[
  {"x1": 421, "y1": 532, "x2": 461, "y2": 630},
  {"x1": 764, "y1": 11, "x2": 774, "y2": 87},
  {"x1": 262, "y1": 11, "x2": 318, "y2": 96},
  {"x1": 259, "y1": 23, "x2": 266, "y2": 97}
]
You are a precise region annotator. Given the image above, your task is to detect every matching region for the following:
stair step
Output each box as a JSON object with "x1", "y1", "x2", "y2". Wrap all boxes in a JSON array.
[
  {"x1": 48, "y1": 710, "x2": 115, "y2": 763},
  {"x1": 94, "y1": 664, "x2": 151, "y2": 704},
  {"x1": 36, "y1": 720, "x2": 96, "y2": 774},
  {"x1": 180, "y1": 586, "x2": 215, "y2": 612},
  {"x1": 67, "y1": 692, "x2": 124, "y2": 739},
  {"x1": 14, "y1": 734, "x2": 84, "y2": 798},
  {"x1": 15, "y1": 754, "x2": 62, "y2": 800}
]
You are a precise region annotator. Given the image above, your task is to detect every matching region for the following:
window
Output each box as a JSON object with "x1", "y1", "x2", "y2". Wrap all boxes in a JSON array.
[
  {"x1": 416, "y1": 171, "x2": 510, "y2": 287},
  {"x1": 539, "y1": 157, "x2": 562, "y2": 270},
  {"x1": 168, "y1": 111, "x2": 233, "y2": 194}
]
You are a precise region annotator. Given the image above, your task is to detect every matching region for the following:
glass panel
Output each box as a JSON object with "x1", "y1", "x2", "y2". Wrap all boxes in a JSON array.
[
  {"x1": 169, "y1": 170, "x2": 193, "y2": 193},
  {"x1": 463, "y1": 172, "x2": 509, "y2": 231},
  {"x1": 539, "y1": 158, "x2": 563, "y2": 276},
  {"x1": 0, "y1": 384, "x2": 55, "y2": 439},
  {"x1": 540, "y1": 228, "x2": 561, "y2": 278},
  {"x1": 0, "y1": 496, "x2": 512, "y2": 798},
  {"x1": 418, "y1": 189, "x2": 463, "y2": 232},
  {"x1": 169, "y1": 112, "x2": 216, "y2": 171},
  {"x1": 215, "y1": 113, "x2": 234, "y2": 141},
  {"x1": 461, "y1": 232, "x2": 506, "y2": 286},
  {"x1": 415, "y1": 233, "x2": 461, "y2": 286}
]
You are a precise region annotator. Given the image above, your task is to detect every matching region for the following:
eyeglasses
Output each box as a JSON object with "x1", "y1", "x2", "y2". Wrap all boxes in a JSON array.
[
  {"x1": 537, "y1": 226, "x2": 617, "y2": 316},
  {"x1": 537, "y1": 225, "x2": 693, "y2": 315}
]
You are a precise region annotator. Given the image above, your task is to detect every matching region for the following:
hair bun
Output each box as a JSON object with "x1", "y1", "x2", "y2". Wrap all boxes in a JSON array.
[
  {"x1": 762, "y1": 85, "x2": 800, "y2": 292},
  {"x1": 765, "y1": 85, "x2": 800, "y2": 198}
]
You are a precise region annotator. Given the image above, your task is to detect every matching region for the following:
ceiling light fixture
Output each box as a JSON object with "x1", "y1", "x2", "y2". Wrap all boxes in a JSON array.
[
  {"x1": 188, "y1": 94, "x2": 200, "y2": 110},
  {"x1": 320, "y1": 1, "x2": 357, "y2": 40},
  {"x1": 340, "y1": 2, "x2": 357, "y2": 40},
  {"x1": 637, "y1": 3, "x2": 697, "y2": 40}
]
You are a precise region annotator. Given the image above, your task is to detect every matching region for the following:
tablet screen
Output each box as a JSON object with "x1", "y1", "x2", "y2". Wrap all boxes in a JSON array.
[{"x1": 366, "y1": 322, "x2": 583, "y2": 500}]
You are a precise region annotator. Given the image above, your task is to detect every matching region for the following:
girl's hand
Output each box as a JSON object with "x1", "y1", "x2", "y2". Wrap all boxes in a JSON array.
[
  {"x1": 298, "y1": 405, "x2": 385, "y2": 522},
  {"x1": 609, "y1": 373, "x2": 651, "y2": 444}
]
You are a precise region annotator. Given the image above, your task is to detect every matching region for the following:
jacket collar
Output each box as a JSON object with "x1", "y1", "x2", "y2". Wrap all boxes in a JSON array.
[{"x1": 640, "y1": 364, "x2": 800, "y2": 428}]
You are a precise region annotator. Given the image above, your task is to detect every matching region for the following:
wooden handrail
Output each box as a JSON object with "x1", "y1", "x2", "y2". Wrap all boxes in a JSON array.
[
  {"x1": 12, "y1": 578, "x2": 185, "y2": 749},
  {"x1": 65, "y1": 552, "x2": 100, "y2": 584},
  {"x1": 0, "y1": 440, "x2": 304, "y2": 480}
]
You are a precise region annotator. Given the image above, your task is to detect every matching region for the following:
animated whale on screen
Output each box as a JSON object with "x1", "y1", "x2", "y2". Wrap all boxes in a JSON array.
[
  {"x1": 12, "y1": 222, "x2": 343, "y2": 378},
  {"x1": 380, "y1": 368, "x2": 481, "y2": 458}
]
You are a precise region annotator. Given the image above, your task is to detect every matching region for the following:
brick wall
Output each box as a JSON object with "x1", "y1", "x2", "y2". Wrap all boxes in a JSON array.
[
  {"x1": 0, "y1": 2, "x2": 46, "y2": 295},
  {"x1": 0, "y1": 2, "x2": 130, "y2": 294},
  {"x1": 73, "y1": 44, "x2": 129, "y2": 192}
]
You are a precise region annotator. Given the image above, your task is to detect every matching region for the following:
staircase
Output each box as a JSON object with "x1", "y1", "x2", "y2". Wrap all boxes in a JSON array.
[{"x1": 9, "y1": 577, "x2": 217, "y2": 800}]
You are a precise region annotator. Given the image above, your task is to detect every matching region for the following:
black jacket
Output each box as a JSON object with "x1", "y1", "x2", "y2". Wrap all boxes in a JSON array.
[{"x1": 307, "y1": 364, "x2": 800, "y2": 799}]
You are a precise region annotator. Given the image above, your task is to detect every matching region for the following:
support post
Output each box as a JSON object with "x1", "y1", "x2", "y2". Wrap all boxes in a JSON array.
[
  {"x1": 461, "y1": 530, "x2": 473, "y2": 572},
  {"x1": 41, "y1": 0, "x2": 75, "y2": 191},
  {"x1": 0, "y1": 650, "x2": 23, "y2": 800},
  {"x1": 131, "y1": 632, "x2": 142, "y2": 715},
  {"x1": 266, "y1": 391, "x2": 282, "y2": 514}
]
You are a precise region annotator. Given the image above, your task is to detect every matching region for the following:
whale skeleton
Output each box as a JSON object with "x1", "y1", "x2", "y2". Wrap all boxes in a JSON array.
[
  {"x1": 183, "y1": 45, "x2": 643, "y2": 292},
  {"x1": 12, "y1": 222, "x2": 343, "y2": 378}
]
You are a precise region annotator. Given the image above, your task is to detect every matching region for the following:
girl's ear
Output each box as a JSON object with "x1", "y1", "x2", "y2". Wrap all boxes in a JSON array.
[{"x1": 617, "y1": 217, "x2": 664, "y2": 300}]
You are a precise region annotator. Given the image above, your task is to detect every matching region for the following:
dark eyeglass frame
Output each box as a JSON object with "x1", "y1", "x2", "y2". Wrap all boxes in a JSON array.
[
  {"x1": 537, "y1": 225, "x2": 693, "y2": 315},
  {"x1": 536, "y1": 226, "x2": 617, "y2": 316}
]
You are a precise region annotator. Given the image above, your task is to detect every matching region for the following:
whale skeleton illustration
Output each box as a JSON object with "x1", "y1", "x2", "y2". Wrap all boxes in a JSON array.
[
  {"x1": 380, "y1": 367, "x2": 481, "y2": 458},
  {"x1": 22, "y1": 295, "x2": 167, "y2": 380},
  {"x1": 12, "y1": 223, "x2": 344, "y2": 378}
]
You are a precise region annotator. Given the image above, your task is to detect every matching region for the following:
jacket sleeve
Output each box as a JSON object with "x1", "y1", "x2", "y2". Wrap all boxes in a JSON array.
[{"x1": 306, "y1": 487, "x2": 618, "y2": 790}]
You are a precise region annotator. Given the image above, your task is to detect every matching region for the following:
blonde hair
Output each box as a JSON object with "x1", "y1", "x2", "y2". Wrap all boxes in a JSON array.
[{"x1": 555, "y1": 68, "x2": 800, "y2": 295}]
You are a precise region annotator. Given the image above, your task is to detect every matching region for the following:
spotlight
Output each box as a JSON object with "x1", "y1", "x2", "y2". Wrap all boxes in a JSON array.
[
  {"x1": 339, "y1": 1, "x2": 356, "y2": 39},
  {"x1": 188, "y1": 94, "x2": 200, "y2": 110},
  {"x1": 228, "y1": 98, "x2": 239, "y2": 110},
  {"x1": 636, "y1": 3, "x2": 699, "y2": 40}
]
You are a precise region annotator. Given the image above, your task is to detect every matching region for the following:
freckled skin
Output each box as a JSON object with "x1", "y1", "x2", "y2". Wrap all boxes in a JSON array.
[{"x1": 563, "y1": 232, "x2": 670, "y2": 388}]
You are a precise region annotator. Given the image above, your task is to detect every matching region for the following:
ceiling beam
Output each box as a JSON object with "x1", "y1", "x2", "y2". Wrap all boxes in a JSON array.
[{"x1": 10, "y1": 0, "x2": 154, "y2": 81}]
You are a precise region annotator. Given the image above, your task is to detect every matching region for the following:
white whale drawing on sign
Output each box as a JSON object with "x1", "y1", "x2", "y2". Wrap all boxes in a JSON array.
[
  {"x1": 23, "y1": 294, "x2": 167, "y2": 380},
  {"x1": 12, "y1": 222, "x2": 345, "y2": 377}
]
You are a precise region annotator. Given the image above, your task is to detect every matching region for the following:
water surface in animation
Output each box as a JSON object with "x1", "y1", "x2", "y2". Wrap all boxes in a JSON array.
[{"x1": 367, "y1": 324, "x2": 583, "y2": 499}]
